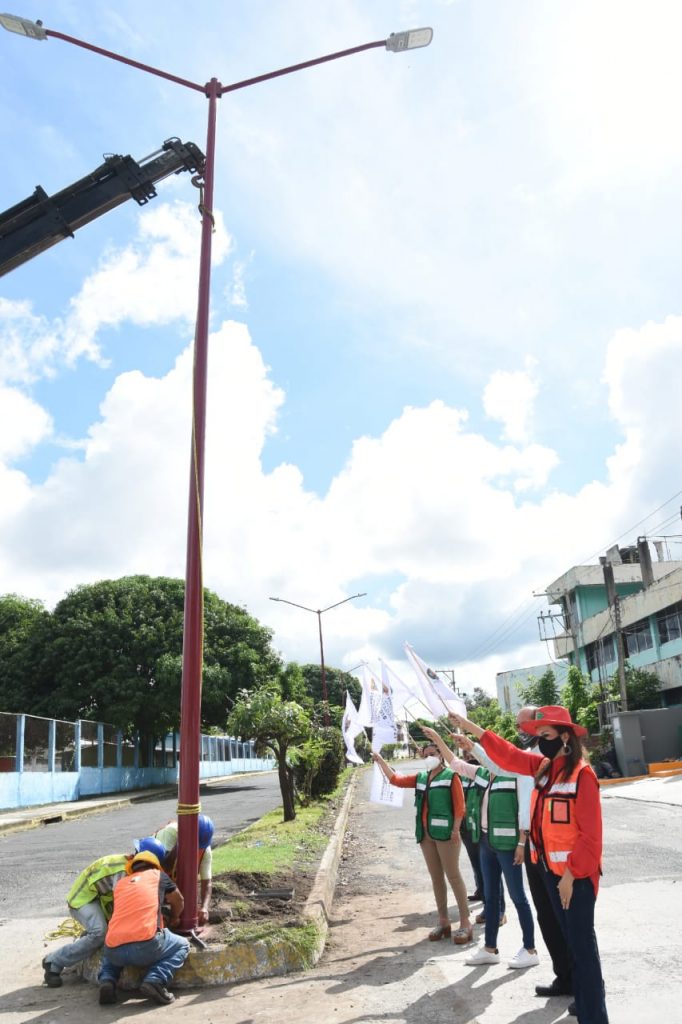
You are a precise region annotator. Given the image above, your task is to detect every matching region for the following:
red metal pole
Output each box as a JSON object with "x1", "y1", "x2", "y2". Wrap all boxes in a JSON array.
[{"x1": 176, "y1": 78, "x2": 220, "y2": 932}]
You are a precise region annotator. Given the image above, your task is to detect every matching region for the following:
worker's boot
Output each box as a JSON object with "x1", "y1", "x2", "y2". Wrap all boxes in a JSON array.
[
  {"x1": 98, "y1": 980, "x2": 117, "y2": 1005},
  {"x1": 42, "y1": 958, "x2": 63, "y2": 988},
  {"x1": 140, "y1": 980, "x2": 175, "y2": 1004}
]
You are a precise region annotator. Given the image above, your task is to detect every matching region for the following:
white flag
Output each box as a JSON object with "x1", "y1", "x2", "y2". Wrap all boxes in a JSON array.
[
  {"x1": 357, "y1": 663, "x2": 376, "y2": 727},
  {"x1": 369, "y1": 763, "x2": 404, "y2": 808},
  {"x1": 403, "y1": 642, "x2": 467, "y2": 719},
  {"x1": 342, "y1": 691, "x2": 364, "y2": 765},
  {"x1": 379, "y1": 660, "x2": 416, "y2": 712}
]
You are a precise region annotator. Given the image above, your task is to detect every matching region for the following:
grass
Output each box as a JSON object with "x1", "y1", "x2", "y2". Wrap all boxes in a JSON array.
[
  {"x1": 211, "y1": 767, "x2": 353, "y2": 877},
  {"x1": 224, "y1": 921, "x2": 321, "y2": 965}
]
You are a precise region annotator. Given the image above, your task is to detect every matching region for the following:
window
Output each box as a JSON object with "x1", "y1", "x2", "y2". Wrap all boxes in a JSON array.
[
  {"x1": 657, "y1": 602, "x2": 682, "y2": 645},
  {"x1": 624, "y1": 619, "x2": 653, "y2": 656},
  {"x1": 585, "y1": 634, "x2": 616, "y2": 673},
  {"x1": 55, "y1": 720, "x2": 76, "y2": 772},
  {"x1": 23, "y1": 715, "x2": 49, "y2": 772}
]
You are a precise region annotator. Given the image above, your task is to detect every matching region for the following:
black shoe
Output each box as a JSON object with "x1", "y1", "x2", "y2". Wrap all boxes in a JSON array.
[
  {"x1": 535, "y1": 978, "x2": 573, "y2": 997},
  {"x1": 568, "y1": 1001, "x2": 577, "y2": 1016},
  {"x1": 98, "y1": 981, "x2": 117, "y2": 1005},
  {"x1": 42, "y1": 958, "x2": 63, "y2": 988},
  {"x1": 140, "y1": 981, "x2": 175, "y2": 1005},
  {"x1": 467, "y1": 891, "x2": 483, "y2": 901}
]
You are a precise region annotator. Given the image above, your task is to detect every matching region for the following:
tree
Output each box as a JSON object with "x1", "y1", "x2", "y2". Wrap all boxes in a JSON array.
[
  {"x1": 299, "y1": 664, "x2": 362, "y2": 709},
  {"x1": 517, "y1": 669, "x2": 560, "y2": 708},
  {"x1": 0, "y1": 594, "x2": 47, "y2": 711},
  {"x1": 622, "y1": 664, "x2": 662, "y2": 710},
  {"x1": 464, "y1": 690, "x2": 518, "y2": 745},
  {"x1": 561, "y1": 666, "x2": 592, "y2": 723},
  {"x1": 12, "y1": 576, "x2": 281, "y2": 739},
  {"x1": 228, "y1": 685, "x2": 311, "y2": 821}
]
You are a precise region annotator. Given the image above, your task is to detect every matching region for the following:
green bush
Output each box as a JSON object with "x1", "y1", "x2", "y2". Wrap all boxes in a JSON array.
[{"x1": 310, "y1": 726, "x2": 345, "y2": 797}]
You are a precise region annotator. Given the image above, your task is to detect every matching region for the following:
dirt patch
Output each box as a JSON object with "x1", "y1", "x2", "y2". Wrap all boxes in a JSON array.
[
  {"x1": 208, "y1": 789, "x2": 347, "y2": 942},
  {"x1": 210, "y1": 868, "x2": 315, "y2": 938}
]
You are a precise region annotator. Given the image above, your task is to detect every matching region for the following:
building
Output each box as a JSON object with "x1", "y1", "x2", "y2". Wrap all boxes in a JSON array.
[
  {"x1": 496, "y1": 662, "x2": 570, "y2": 714},
  {"x1": 545, "y1": 539, "x2": 682, "y2": 707}
]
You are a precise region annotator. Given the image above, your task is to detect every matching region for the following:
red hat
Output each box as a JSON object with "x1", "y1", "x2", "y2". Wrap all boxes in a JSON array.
[{"x1": 523, "y1": 705, "x2": 587, "y2": 738}]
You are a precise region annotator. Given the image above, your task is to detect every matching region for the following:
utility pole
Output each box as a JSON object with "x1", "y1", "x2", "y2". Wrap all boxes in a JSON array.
[{"x1": 600, "y1": 557, "x2": 628, "y2": 711}]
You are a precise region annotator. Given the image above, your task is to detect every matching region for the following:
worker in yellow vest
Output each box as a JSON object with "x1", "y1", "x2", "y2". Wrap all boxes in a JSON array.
[
  {"x1": 42, "y1": 837, "x2": 166, "y2": 988},
  {"x1": 97, "y1": 850, "x2": 190, "y2": 1006}
]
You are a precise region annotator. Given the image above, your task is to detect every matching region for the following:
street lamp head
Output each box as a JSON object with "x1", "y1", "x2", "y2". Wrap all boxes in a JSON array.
[
  {"x1": 0, "y1": 13, "x2": 47, "y2": 39},
  {"x1": 385, "y1": 27, "x2": 433, "y2": 53}
]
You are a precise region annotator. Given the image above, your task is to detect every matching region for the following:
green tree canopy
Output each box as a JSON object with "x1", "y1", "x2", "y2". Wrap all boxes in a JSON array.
[
  {"x1": 6, "y1": 576, "x2": 280, "y2": 738},
  {"x1": 0, "y1": 594, "x2": 47, "y2": 712},
  {"x1": 561, "y1": 665, "x2": 592, "y2": 723},
  {"x1": 621, "y1": 664, "x2": 662, "y2": 711},
  {"x1": 227, "y1": 684, "x2": 311, "y2": 821},
  {"x1": 517, "y1": 668, "x2": 561, "y2": 708},
  {"x1": 299, "y1": 664, "x2": 362, "y2": 708},
  {"x1": 464, "y1": 690, "x2": 518, "y2": 745}
]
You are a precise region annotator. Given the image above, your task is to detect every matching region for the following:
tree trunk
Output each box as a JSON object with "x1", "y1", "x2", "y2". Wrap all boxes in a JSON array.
[{"x1": 277, "y1": 750, "x2": 296, "y2": 822}]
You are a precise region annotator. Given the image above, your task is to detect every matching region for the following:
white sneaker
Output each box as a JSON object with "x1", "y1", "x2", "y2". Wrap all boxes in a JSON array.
[
  {"x1": 465, "y1": 945, "x2": 500, "y2": 966},
  {"x1": 508, "y1": 947, "x2": 540, "y2": 969}
]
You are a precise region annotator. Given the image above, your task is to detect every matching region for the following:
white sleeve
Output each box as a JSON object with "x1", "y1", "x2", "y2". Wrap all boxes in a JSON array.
[{"x1": 515, "y1": 774, "x2": 534, "y2": 832}]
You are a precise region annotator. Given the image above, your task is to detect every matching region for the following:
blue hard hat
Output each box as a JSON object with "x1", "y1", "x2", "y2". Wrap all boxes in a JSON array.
[
  {"x1": 198, "y1": 814, "x2": 214, "y2": 849},
  {"x1": 133, "y1": 836, "x2": 167, "y2": 862}
]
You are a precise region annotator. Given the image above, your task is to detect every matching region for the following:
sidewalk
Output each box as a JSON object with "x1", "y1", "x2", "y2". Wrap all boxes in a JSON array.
[{"x1": 600, "y1": 769, "x2": 682, "y2": 806}]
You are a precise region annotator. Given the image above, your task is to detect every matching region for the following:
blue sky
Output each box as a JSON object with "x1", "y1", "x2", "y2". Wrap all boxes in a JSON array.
[{"x1": 2, "y1": 0, "x2": 682, "y2": 695}]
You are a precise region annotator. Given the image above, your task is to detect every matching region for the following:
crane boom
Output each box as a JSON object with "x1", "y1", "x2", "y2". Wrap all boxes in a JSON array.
[{"x1": 0, "y1": 137, "x2": 205, "y2": 277}]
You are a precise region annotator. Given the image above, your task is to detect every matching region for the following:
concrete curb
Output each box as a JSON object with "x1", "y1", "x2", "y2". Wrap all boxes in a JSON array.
[{"x1": 81, "y1": 771, "x2": 360, "y2": 988}]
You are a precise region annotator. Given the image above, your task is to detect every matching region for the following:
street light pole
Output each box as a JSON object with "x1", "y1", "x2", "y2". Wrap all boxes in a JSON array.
[
  {"x1": 1, "y1": 11, "x2": 431, "y2": 931},
  {"x1": 269, "y1": 593, "x2": 366, "y2": 724}
]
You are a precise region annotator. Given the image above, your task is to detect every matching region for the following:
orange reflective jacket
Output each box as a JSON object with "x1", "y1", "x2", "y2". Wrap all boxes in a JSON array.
[
  {"x1": 529, "y1": 759, "x2": 592, "y2": 875},
  {"x1": 105, "y1": 870, "x2": 162, "y2": 947}
]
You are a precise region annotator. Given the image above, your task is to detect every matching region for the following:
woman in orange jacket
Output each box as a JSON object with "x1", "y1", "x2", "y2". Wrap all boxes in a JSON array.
[{"x1": 450, "y1": 706, "x2": 608, "y2": 1024}]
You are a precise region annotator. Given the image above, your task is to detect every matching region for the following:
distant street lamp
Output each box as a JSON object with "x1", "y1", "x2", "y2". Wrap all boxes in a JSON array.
[
  {"x1": 270, "y1": 593, "x2": 366, "y2": 724},
  {"x1": 1, "y1": 11, "x2": 431, "y2": 931}
]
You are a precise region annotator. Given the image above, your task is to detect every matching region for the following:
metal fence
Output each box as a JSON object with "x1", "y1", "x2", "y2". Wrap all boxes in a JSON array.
[{"x1": 0, "y1": 711, "x2": 270, "y2": 810}]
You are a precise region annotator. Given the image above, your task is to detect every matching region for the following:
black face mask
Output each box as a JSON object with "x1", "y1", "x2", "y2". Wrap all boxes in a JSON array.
[
  {"x1": 538, "y1": 735, "x2": 565, "y2": 759},
  {"x1": 517, "y1": 731, "x2": 536, "y2": 749}
]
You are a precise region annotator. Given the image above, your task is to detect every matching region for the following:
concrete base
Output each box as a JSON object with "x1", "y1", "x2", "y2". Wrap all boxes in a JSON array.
[{"x1": 81, "y1": 771, "x2": 359, "y2": 988}]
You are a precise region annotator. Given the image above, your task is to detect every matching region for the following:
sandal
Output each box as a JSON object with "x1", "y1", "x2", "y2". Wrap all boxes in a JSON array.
[
  {"x1": 428, "y1": 924, "x2": 452, "y2": 941},
  {"x1": 453, "y1": 925, "x2": 474, "y2": 945}
]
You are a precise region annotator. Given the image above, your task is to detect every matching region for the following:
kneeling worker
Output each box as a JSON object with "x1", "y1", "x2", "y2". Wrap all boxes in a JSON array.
[
  {"x1": 98, "y1": 850, "x2": 190, "y2": 1006},
  {"x1": 42, "y1": 838, "x2": 166, "y2": 988},
  {"x1": 145, "y1": 813, "x2": 215, "y2": 925}
]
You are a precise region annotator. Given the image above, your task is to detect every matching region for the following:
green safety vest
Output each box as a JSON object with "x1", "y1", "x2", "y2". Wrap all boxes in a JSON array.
[
  {"x1": 67, "y1": 854, "x2": 131, "y2": 919},
  {"x1": 465, "y1": 767, "x2": 520, "y2": 851},
  {"x1": 414, "y1": 767, "x2": 456, "y2": 842}
]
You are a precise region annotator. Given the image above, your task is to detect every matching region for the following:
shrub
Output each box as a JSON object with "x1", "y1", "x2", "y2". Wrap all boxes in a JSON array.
[{"x1": 310, "y1": 726, "x2": 345, "y2": 797}]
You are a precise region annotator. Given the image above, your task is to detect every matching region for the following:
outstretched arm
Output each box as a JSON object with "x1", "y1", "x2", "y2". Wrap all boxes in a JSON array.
[
  {"x1": 448, "y1": 712, "x2": 484, "y2": 738},
  {"x1": 420, "y1": 726, "x2": 455, "y2": 762}
]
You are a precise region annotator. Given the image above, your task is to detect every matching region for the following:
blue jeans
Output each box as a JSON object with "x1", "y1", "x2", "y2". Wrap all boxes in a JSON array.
[
  {"x1": 480, "y1": 831, "x2": 535, "y2": 951},
  {"x1": 542, "y1": 869, "x2": 609, "y2": 1024},
  {"x1": 47, "y1": 900, "x2": 108, "y2": 971},
  {"x1": 99, "y1": 929, "x2": 190, "y2": 987}
]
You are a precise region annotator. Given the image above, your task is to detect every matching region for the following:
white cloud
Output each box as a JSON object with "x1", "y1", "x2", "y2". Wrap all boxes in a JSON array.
[
  {"x1": 0, "y1": 388, "x2": 53, "y2": 461},
  {"x1": 0, "y1": 201, "x2": 233, "y2": 384},
  {"x1": 3, "y1": 202, "x2": 682, "y2": 694},
  {"x1": 483, "y1": 357, "x2": 539, "y2": 443}
]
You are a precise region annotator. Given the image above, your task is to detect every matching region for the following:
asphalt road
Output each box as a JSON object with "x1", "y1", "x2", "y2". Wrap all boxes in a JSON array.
[{"x1": 0, "y1": 771, "x2": 281, "y2": 920}]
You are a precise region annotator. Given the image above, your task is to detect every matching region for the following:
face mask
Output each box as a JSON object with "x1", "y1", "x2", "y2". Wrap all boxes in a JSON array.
[
  {"x1": 424, "y1": 755, "x2": 441, "y2": 772},
  {"x1": 517, "y1": 731, "x2": 536, "y2": 749},
  {"x1": 538, "y1": 735, "x2": 564, "y2": 759}
]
